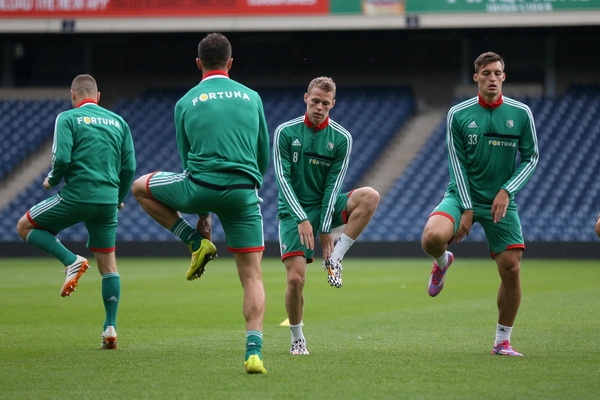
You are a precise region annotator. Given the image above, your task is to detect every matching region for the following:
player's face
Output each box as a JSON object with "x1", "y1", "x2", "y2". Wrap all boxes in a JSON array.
[
  {"x1": 304, "y1": 87, "x2": 335, "y2": 126},
  {"x1": 473, "y1": 61, "x2": 505, "y2": 101}
]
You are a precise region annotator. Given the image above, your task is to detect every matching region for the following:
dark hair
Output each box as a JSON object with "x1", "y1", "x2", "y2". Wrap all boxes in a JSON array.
[
  {"x1": 198, "y1": 33, "x2": 232, "y2": 70},
  {"x1": 474, "y1": 52, "x2": 505, "y2": 73},
  {"x1": 307, "y1": 76, "x2": 336, "y2": 98}
]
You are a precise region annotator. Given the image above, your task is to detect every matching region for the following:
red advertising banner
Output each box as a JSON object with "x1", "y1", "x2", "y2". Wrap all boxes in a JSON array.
[{"x1": 0, "y1": 0, "x2": 329, "y2": 17}]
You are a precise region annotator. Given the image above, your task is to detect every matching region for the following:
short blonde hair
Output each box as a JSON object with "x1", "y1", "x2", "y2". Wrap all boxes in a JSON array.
[{"x1": 307, "y1": 76, "x2": 336, "y2": 98}]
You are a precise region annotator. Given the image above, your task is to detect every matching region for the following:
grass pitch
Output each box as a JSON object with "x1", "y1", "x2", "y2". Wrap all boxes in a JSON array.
[{"x1": 1, "y1": 256, "x2": 598, "y2": 399}]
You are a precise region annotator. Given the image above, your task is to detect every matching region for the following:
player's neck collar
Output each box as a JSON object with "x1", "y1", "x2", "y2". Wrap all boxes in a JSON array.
[
  {"x1": 202, "y1": 70, "x2": 229, "y2": 80},
  {"x1": 76, "y1": 98, "x2": 98, "y2": 108},
  {"x1": 304, "y1": 113, "x2": 329, "y2": 131},
  {"x1": 478, "y1": 94, "x2": 503, "y2": 109}
]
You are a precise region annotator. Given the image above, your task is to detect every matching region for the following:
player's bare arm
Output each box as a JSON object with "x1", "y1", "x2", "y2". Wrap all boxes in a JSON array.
[{"x1": 491, "y1": 189, "x2": 510, "y2": 223}]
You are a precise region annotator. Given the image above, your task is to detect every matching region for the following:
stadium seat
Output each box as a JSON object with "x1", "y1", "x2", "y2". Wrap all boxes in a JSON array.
[
  {"x1": 0, "y1": 98, "x2": 70, "y2": 180},
  {"x1": 2, "y1": 85, "x2": 599, "y2": 242},
  {"x1": 362, "y1": 85, "x2": 600, "y2": 242}
]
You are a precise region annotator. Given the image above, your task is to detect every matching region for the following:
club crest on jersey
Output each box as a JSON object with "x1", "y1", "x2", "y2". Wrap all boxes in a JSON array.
[
  {"x1": 327, "y1": 142, "x2": 334, "y2": 150},
  {"x1": 506, "y1": 120, "x2": 514, "y2": 128},
  {"x1": 192, "y1": 91, "x2": 251, "y2": 105}
]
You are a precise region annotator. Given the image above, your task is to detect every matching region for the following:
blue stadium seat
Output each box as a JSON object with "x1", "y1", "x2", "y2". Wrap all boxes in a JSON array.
[
  {"x1": 0, "y1": 98, "x2": 70, "y2": 180},
  {"x1": 362, "y1": 85, "x2": 600, "y2": 242},
  {"x1": 3, "y1": 85, "x2": 599, "y2": 243}
]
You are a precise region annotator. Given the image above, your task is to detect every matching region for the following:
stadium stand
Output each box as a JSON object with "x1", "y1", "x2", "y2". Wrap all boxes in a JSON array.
[
  {"x1": 0, "y1": 98, "x2": 70, "y2": 180},
  {"x1": 2, "y1": 85, "x2": 599, "y2": 243},
  {"x1": 2, "y1": 85, "x2": 600, "y2": 244},
  {"x1": 363, "y1": 85, "x2": 600, "y2": 242},
  {"x1": 0, "y1": 86, "x2": 416, "y2": 242}
]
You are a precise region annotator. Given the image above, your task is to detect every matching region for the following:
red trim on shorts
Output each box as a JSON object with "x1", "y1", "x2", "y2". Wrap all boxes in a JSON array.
[
  {"x1": 429, "y1": 211, "x2": 455, "y2": 224},
  {"x1": 26, "y1": 210, "x2": 46, "y2": 230},
  {"x1": 282, "y1": 250, "x2": 313, "y2": 264},
  {"x1": 490, "y1": 244, "x2": 525, "y2": 259},
  {"x1": 341, "y1": 190, "x2": 353, "y2": 223},
  {"x1": 342, "y1": 210, "x2": 348, "y2": 224},
  {"x1": 227, "y1": 245, "x2": 265, "y2": 253},
  {"x1": 90, "y1": 246, "x2": 116, "y2": 253},
  {"x1": 146, "y1": 171, "x2": 159, "y2": 200}
]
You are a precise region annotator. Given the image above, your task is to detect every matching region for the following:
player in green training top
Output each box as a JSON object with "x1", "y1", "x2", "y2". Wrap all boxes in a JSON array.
[
  {"x1": 131, "y1": 33, "x2": 269, "y2": 374},
  {"x1": 16, "y1": 74, "x2": 136, "y2": 350},
  {"x1": 421, "y1": 52, "x2": 539, "y2": 357},
  {"x1": 273, "y1": 76, "x2": 380, "y2": 356}
]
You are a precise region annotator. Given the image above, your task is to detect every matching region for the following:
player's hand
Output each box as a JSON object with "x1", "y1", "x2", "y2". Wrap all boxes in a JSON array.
[
  {"x1": 491, "y1": 189, "x2": 510, "y2": 223},
  {"x1": 298, "y1": 220, "x2": 315, "y2": 250},
  {"x1": 42, "y1": 177, "x2": 51, "y2": 190},
  {"x1": 595, "y1": 213, "x2": 600, "y2": 239},
  {"x1": 452, "y1": 210, "x2": 473, "y2": 243},
  {"x1": 320, "y1": 233, "x2": 335, "y2": 260}
]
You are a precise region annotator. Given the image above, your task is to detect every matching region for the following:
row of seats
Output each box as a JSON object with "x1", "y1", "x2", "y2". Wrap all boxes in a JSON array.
[
  {"x1": 0, "y1": 86, "x2": 416, "y2": 242},
  {"x1": 1, "y1": 85, "x2": 599, "y2": 242},
  {"x1": 0, "y1": 98, "x2": 70, "y2": 180},
  {"x1": 117, "y1": 86, "x2": 416, "y2": 241},
  {"x1": 364, "y1": 85, "x2": 600, "y2": 242}
]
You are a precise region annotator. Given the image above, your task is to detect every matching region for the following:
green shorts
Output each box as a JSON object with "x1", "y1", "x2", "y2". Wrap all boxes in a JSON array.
[
  {"x1": 277, "y1": 192, "x2": 350, "y2": 263},
  {"x1": 431, "y1": 194, "x2": 524, "y2": 257},
  {"x1": 27, "y1": 194, "x2": 118, "y2": 251},
  {"x1": 147, "y1": 171, "x2": 264, "y2": 252}
]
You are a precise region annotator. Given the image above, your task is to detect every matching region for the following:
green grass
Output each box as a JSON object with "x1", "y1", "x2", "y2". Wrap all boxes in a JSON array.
[{"x1": 1, "y1": 256, "x2": 598, "y2": 399}]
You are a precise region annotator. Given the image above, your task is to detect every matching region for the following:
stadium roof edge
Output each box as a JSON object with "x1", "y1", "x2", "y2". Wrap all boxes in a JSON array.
[{"x1": 1, "y1": 12, "x2": 599, "y2": 34}]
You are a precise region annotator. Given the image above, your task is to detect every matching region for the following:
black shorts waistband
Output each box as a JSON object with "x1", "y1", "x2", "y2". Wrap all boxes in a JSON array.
[{"x1": 188, "y1": 175, "x2": 256, "y2": 191}]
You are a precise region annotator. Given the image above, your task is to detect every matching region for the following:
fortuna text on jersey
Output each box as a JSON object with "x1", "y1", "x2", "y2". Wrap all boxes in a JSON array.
[
  {"x1": 76, "y1": 116, "x2": 121, "y2": 127},
  {"x1": 192, "y1": 91, "x2": 252, "y2": 105}
]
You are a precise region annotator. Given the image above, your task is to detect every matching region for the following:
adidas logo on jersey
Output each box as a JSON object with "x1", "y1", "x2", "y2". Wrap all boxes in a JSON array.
[
  {"x1": 468, "y1": 121, "x2": 478, "y2": 128},
  {"x1": 292, "y1": 139, "x2": 301, "y2": 146}
]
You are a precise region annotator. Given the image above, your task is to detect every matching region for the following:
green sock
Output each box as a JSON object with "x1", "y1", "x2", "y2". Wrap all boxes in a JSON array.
[
  {"x1": 170, "y1": 218, "x2": 201, "y2": 251},
  {"x1": 102, "y1": 273, "x2": 121, "y2": 331},
  {"x1": 27, "y1": 229, "x2": 76, "y2": 266},
  {"x1": 245, "y1": 330, "x2": 263, "y2": 360}
]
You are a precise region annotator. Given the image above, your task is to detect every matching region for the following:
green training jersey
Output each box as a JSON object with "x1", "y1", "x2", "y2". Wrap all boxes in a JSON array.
[
  {"x1": 446, "y1": 95, "x2": 539, "y2": 209},
  {"x1": 273, "y1": 115, "x2": 352, "y2": 234},
  {"x1": 47, "y1": 101, "x2": 136, "y2": 205},
  {"x1": 174, "y1": 73, "x2": 270, "y2": 187}
]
